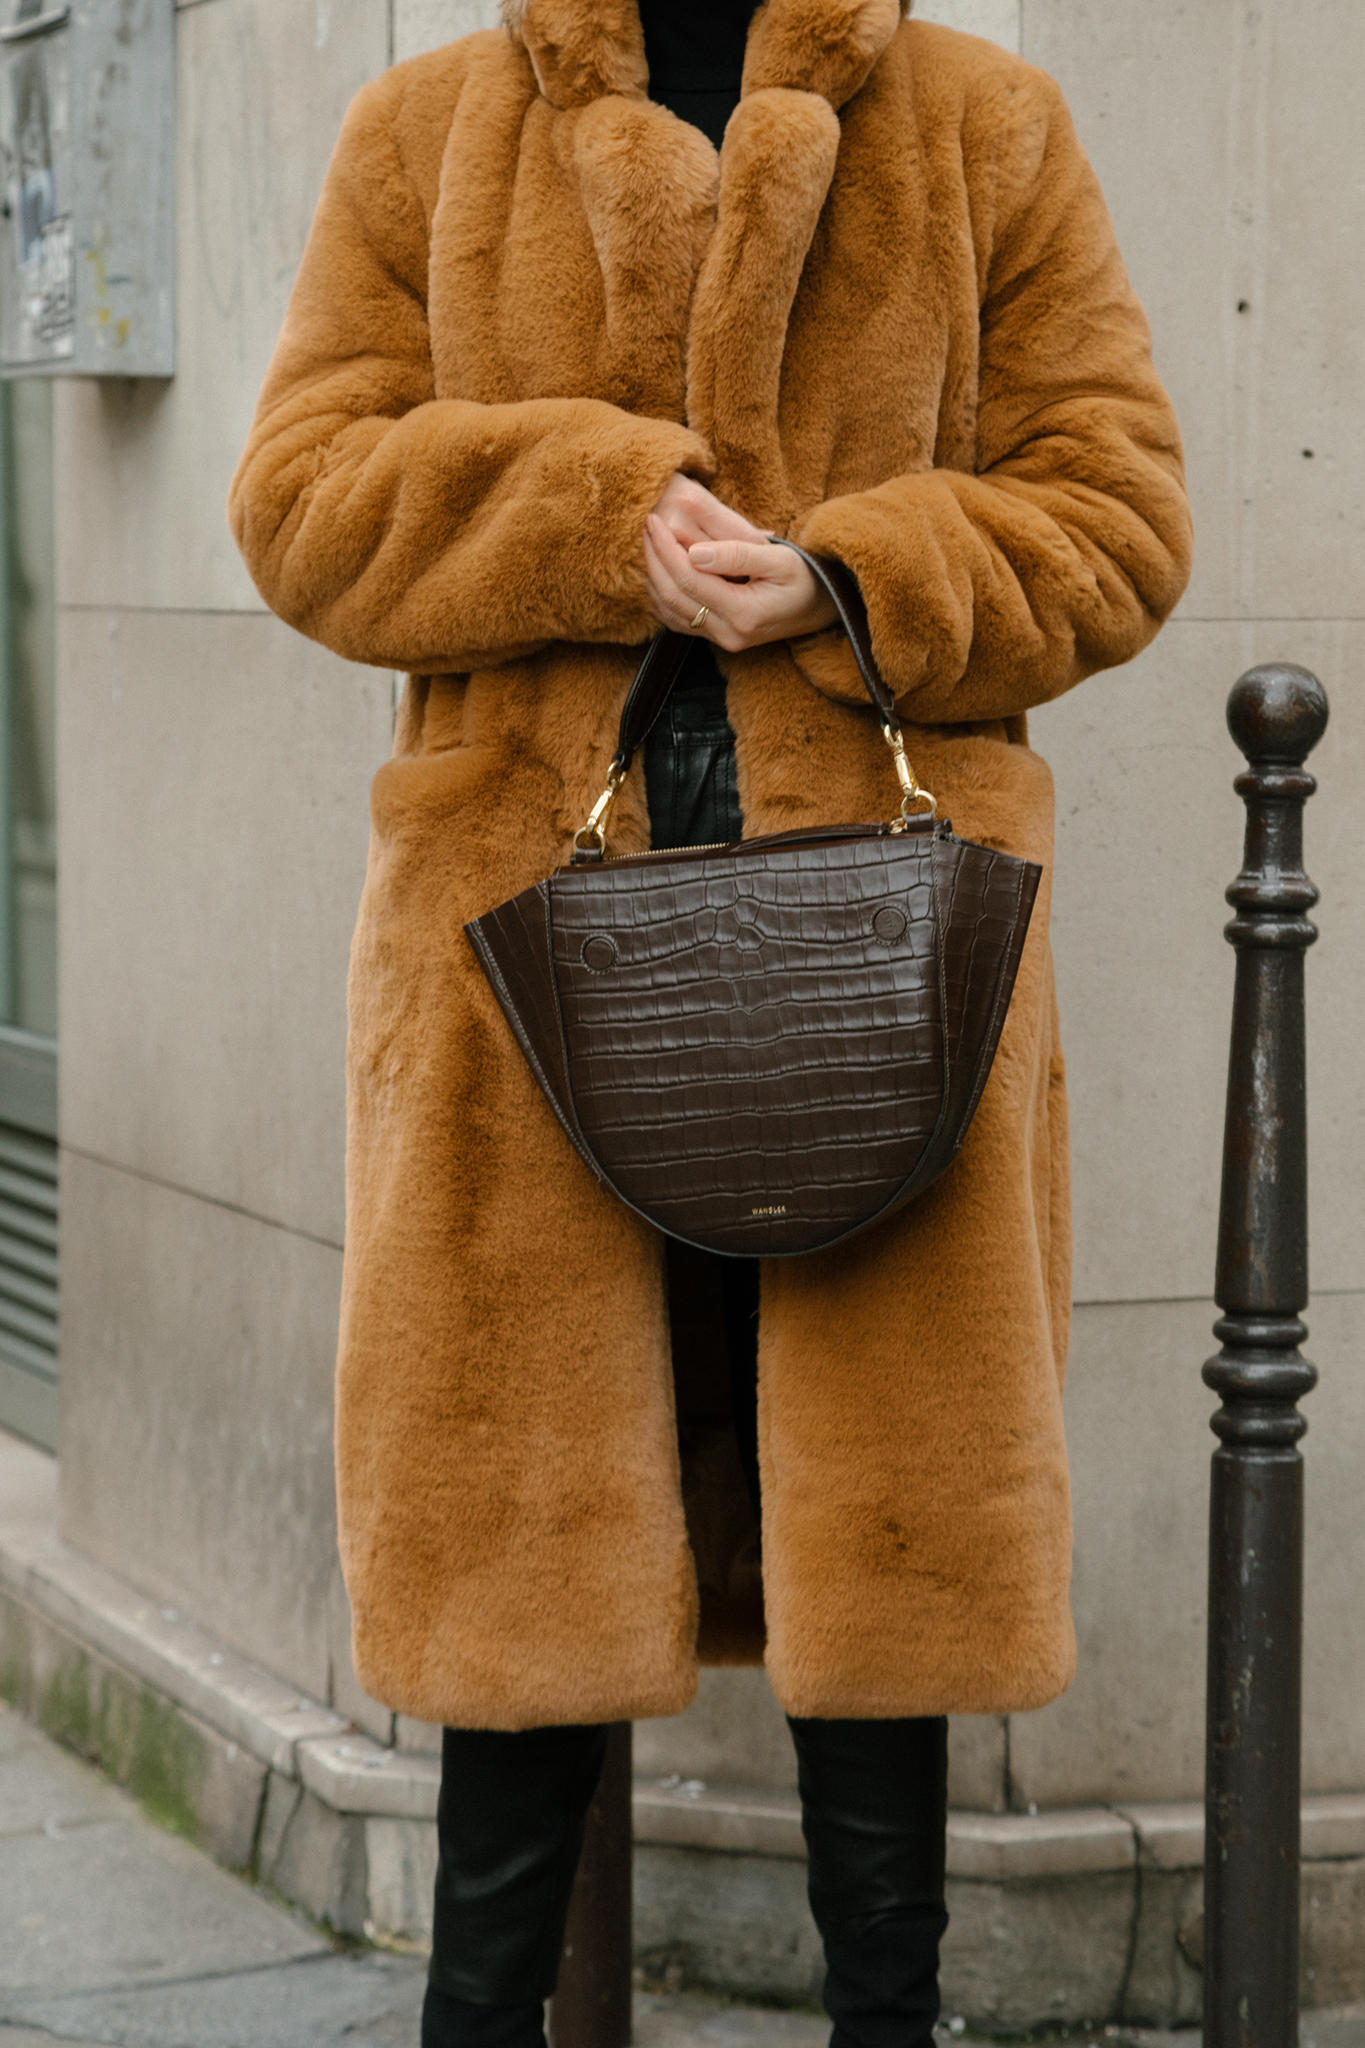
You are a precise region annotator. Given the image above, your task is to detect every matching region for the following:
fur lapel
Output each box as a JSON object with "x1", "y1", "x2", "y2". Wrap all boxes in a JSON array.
[
  {"x1": 502, "y1": 0, "x2": 906, "y2": 112},
  {"x1": 684, "y1": 84, "x2": 840, "y2": 527},
  {"x1": 499, "y1": 0, "x2": 908, "y2": 523}
]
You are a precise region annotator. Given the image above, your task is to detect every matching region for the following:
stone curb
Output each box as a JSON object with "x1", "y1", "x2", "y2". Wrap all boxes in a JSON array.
[
  {"x1": 0, "y1": 1479, "x2": 349, "y2": 1777},
  {"x1": 5, "y1": 1435, "x2": 1365, "y2": 1873},
  {"x1": 297, "y1": 1733, "x2": 442, "y2": 1818},
  {"x1": 1115, "y1": 1796, "x2": 1365, "y2": 1871}
]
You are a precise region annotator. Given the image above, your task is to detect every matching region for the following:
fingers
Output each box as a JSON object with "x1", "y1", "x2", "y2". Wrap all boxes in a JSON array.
[
  {"x1": 688, "y1": 494, "x2": 772, "y2": 546},
  {"x1": 686, "y1": 538, "x2": 780, "y2": 580},
  {"x1": 644, "y1": 516, "x2": 747, "y2": 646},
  {"x1": 650, "y1": 473, "x2": 771, "y2": 549},
  {"x1": 642, "y1": 495, "x2": 838, "y2": 652}
]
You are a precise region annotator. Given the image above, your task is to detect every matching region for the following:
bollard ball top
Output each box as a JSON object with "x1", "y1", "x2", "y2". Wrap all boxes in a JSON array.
[{"x1": 1227, "y1": 664, "x2": 1329, "y2": 764}]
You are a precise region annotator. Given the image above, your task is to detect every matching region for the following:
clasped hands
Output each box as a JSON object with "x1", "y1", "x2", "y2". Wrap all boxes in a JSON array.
[{"x1": 644, "y1": 473, "x2": 837, "y2": 652}]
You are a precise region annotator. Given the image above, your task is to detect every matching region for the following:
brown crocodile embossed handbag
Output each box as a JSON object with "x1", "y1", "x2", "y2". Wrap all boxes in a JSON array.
[{"x1": 465, "y1": 540, "x2": 1041, "y2": 1258}]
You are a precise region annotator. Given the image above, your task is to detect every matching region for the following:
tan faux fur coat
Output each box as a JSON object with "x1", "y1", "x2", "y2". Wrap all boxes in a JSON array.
[{"x1": 229, "y1": 0, "x2": 1192, "y2": 1729}]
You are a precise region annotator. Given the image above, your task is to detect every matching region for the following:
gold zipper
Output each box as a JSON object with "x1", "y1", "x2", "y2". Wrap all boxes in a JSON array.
[{"x1": 602, "y1": 839, "x2": 734, "y2": 862}]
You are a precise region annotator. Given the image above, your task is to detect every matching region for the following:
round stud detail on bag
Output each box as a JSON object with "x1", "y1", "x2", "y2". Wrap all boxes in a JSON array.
[
  {"x1": 580, "y1": 934, "x2": 617, "y2": 972},
  {"x1": 871, "y1": 904, "x2": 909, "y2": 943}
]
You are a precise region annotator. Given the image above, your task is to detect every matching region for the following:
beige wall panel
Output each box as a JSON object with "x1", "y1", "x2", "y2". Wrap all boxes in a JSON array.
[
  {"x1": 396, "y1": 1, "x2": 1019, "y2": 74},
  {"x1": 394, "y1": 0, "x2": 496, "y2": 64},
  {"x1": 1007, "y1": 1290, "x2": 1365, "y2": 1809},
  {"x1": 57, "y1": 1153, "x2": 343, "y2": 1699},
  {"x1": 57, "y1": 607, "x2": 392, "y2": 1243},
  {"x1": 1299, "y1": 1291, "x2": 1365, "y2": 1793},
  {"x1": 634, "y1": 1669, "x2": 1005, "y2": 1811},
  {"x1": 55, "y1": 0, "x2": 390, "y2": 616},
  {"x1": 1033, "y1": 617, "x2": 1364, "y2": 1306},
  {"x1": 1022, "y1": 0, "x2": 1365, "y2": 625},
  {"x1": 916, "y1": 0, "x2": 1019, "y2": 50},
  {"x1": 635, "y1": 1669, "x2": 795, "y2": 1793}
]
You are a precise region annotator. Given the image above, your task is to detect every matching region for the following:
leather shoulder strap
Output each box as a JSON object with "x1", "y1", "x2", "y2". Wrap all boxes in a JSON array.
[
  {"x1": 611, "y1": 538, "x2": 894, "y2": 773},
  {"x1": 772, "y1": 539, "x2": 896, "y2": 727},
  {"x1": 610, "y1": 627, "x2": 694, "y2": 773}
]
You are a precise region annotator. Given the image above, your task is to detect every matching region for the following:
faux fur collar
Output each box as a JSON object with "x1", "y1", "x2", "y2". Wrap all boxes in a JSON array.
[{"x1": 502, "y1": 0, "x2": 909, "y2": 112}]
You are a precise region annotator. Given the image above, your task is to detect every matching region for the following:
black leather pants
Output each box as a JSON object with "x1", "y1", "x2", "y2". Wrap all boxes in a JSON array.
[
  {"x1": 423, "y1": 1713, "x2": 948, "y2": 2048},
  {"x1": 422, "y1": 679, "x2": 949, "y2": 2046}
]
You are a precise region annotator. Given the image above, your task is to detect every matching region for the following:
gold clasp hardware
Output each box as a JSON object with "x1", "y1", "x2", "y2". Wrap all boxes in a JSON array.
[
  {"x1": 883, "y1": 725, "x2": 937, "y2": 829},
  {"x1": 572, "y1": 760, "x2": 627, "y2": 858}
]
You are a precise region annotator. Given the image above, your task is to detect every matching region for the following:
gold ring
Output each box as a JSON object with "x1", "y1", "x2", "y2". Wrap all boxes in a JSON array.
[{"x1": 689, "y1": 603, "x2": 710, "y2": 631}]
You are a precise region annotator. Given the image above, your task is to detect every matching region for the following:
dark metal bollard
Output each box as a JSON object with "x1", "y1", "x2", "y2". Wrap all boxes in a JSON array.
[
  {"x1": 1203, "y1": 665, "x2": 1328, "y2": 2048},
  {"x1": 549, "y1": 1720, "x2": 633, "y2": 2048}
]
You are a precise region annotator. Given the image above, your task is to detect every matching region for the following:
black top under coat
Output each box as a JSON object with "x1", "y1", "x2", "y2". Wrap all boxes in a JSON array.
[
  {"x1": 637, "y1": 0, "x2": 761, "y2": 150},
  {"x1": 636, "y1": 0, "x2": 762, "y2": 716},
  {"x1": 636, "y1": 0, "x2": 763, "y2": 724}
]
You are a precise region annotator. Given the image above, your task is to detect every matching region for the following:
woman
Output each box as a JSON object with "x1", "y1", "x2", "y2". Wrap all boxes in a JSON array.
[{"x1": 229, "y1": 1, "x2": 1192, "y2": 2041}]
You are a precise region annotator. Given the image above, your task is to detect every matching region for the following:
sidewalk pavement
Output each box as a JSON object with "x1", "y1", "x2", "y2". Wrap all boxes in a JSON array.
[{"x1": 3, "y1": 1699, "x2": 1363, "y2": 2048}]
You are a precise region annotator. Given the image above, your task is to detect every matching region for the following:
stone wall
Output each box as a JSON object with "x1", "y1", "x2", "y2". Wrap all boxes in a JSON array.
[{"x1": 52, "y1": 0, "x2": 1364, "y2": 1923}]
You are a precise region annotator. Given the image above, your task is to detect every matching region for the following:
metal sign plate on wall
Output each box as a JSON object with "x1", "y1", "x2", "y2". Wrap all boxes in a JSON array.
[{"x1": 0, "y1": 0, "x2": 174, "y2": 378}]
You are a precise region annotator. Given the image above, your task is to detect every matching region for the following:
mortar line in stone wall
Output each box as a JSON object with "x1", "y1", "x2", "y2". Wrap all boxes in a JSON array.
[
  {"x1": 50, "y1": 1145, "x2": 1359, "y2": 1304},
  {"x1": 1072, "y1": 1285, "x2": 1361, "y2": 1310},
  {"x1": 59, "y1": 1142, "x2": 344, "y2": 1255},
  {"x1": 58, "y1": 602, "x2": 271, "y2": 619},
  {"x1": 1114, "y1": 1824, "x2": 1143, "y2": 2027},
  {"x1": 55, "y1": 600, "x2": 1365, "y2": 625},
  {"x1": 1170, "y1": 614, "x2": 1365, "y2": 625}
]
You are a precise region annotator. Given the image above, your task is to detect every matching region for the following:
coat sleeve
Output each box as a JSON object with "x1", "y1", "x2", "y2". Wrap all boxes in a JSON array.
[
  {"x1": 227, "y1": 66, "x2": 715, "y2": 673},
  {"x1": 788, "y1": 64, "x2": 1193, "y2": 725}
]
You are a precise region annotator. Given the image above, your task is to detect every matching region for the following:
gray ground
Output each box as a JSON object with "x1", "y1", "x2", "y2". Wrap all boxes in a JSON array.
[{"x1": 2, "y1": 1699, "x2": 1361, "y2": 2048}]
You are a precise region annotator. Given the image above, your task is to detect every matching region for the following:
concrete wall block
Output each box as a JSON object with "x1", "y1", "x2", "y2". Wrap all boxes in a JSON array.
[
  {"x1": 635, "y1": 1843, "x2": 824, "y2": 2004},
  {"x1": 1154, "y1": 1862, "x2": 1365, "y2": 2016},
  {"x1": 916, "y1": 0, "x2": 1020, "y2": 51},
  {"x1": 946, "y1": 1718, "x2": 1007, "y2": 1815},
  {"x1": 58, "y1": 1157, "x2": 344, "y2": 1700},
  {"x1": 366, "y1": 1816, "x2": 439, "y2": 1947},
  {"x1": 634, "y1": 1669, "x2": 796, "y2": 1794},
  {"x1": 395, "y1": 1716, "x2": 444, "y2": 1756},
  {"x1": 631, "y1": 1670, "x2": 1005, "y2": 1814},
  {"x1": 1008, "y1": 1298, "x2": 1210, "y2": 1807},
  {"x1": 256, "y1": 1766, "x2": 300, "y2": 1877},
  {"x1": 1010, "y1": 1286, "x2": 1365, "y2": 1808},
  {"x1": 55, "y1": 0, "x2": 392, "y2": 614},
  {"x1": 57, "y1": 606, "x2": 393, "y2": 1239},
  {"x1": 940, "y1": 1873, "x2": 1135, "y2": 2031},
  {"x1": 0, "y1": 1592, "x2": 38, "y2": 1721},
  {"x1": 1034, "y1": 617, "x2": 1365, "y2": 1307},
  {"x1": 1302, "y1": 1859, "x2": 1365, "y2": 2009},
  {"x1": 329, "y1": 1564, "x2": 396, "y2": 1749},
  {"x1": 394, "y1": 0, "x2": 497, "y2": 64},
  {"x1": 258, "y1": 1773, "x2": 369, "y2": 1937},
  {"x1": 1122, "y1": 1868, "x2": 1205, "y2": 2030},
  {"x1": 1021, "y1": 2, "x2": 1365, "y2": 626},
  {"x1": 170, "y1": 1712, "x2": 269, "y2": 1874}
]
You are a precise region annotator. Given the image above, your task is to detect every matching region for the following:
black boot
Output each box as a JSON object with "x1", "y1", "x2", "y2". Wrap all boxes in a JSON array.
[
  {"x1": 421, "y1": 1985, "x2": 547, "y2": 2048},
  {"x1": 818, "y1": 1911, "x2": 949, "y2": 2048},
  {"x1": 786, "y1": 1714, "x2": 949, "y2": 2048},
  {"x1": 422, "y1": 1721, "x2": 610, "y2": 2048}
]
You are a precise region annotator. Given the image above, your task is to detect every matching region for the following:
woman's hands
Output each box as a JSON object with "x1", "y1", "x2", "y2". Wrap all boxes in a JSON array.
[{"x1": 644, "y1": 474, "x2": 837, "y2": 652}]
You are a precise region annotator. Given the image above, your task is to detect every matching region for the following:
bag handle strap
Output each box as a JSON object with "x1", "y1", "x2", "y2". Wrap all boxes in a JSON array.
[{"x1": 573, "y1": 538, "x2": 934, "y2": 859}]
